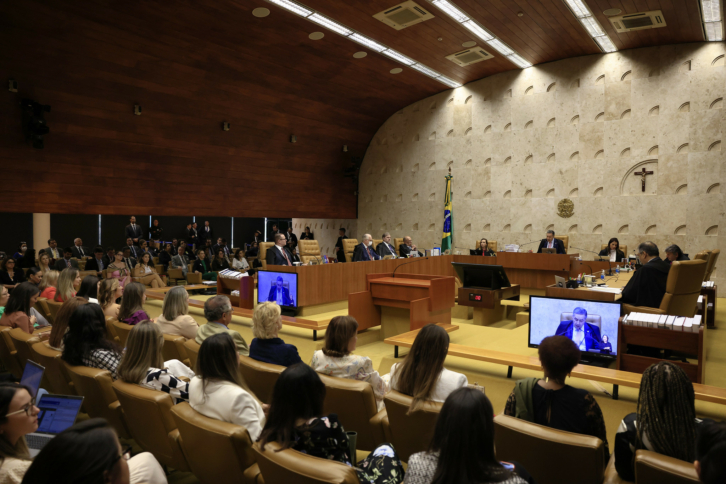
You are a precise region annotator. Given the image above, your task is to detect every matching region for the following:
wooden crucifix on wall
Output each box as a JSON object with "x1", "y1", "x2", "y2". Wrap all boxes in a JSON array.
[{"x1": 634, "y1": 167, "x2": 654, "y2": 192}]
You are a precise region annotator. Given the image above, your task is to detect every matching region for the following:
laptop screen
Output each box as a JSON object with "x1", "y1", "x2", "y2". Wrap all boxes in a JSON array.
[
  {"x1": 20, "y1": 361, "x2": 45, "y2": 399},
  {"x1": 35, "y1": 395, "x2": 84, "y2": 435}
]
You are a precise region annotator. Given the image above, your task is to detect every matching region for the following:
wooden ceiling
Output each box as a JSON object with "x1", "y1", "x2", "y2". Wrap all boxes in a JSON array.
[{"x1": 0, "y1": 0, "x2": 709, "y2": 218}]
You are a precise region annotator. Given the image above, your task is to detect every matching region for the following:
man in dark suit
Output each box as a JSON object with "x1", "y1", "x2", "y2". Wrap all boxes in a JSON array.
[
  {"x1": 664, "y1": 244, "x2": 689, "y2": 264},
  {"x1": 555, "y1": 307, "x2": 602, "y2": 351},
  {"x1": 171, "y1": 238, "x2": 179, "y2": 254},
  {"x1": 85, "y1": 246, "x2": 107, "y2": 277},
  {"x1": 102, "y1": 247, "x2": 116, "y2": 269},
  {"x1": 199, "y1": 221, "x2": 213, "y2": 245},
  {"x1": 158, "y1": 243, "x2": 174, "y2": 270},
  {"x1": 536, "y1": 230, "x2": 566, "y2": 254},
  {"x1": 353, "y1": 234, "x2": 381, "y2": 262},
  {"x1": 267, "y1": 276, "x2": 294, "y2": 306},
  {"x1": 376, "y1": 232, "x2": 397, "y2": 258},
  {"x1": 286, "y1": 227, "x2": 297, "y2": 247},
  {"x1": 269, "y1": 224, "x2": 281, "y2": 242},
  {"x1": 121, "y1": 247, "x2": 137, "y2": 271},
  {"x1": 54, "y1": 248, "x2": 79, "y2": 271},
  {"x1": 125, "y1": 216, "x2": 143, "y2": 245},
  {"x1": 252, "y1": 230, "x2": 263, "y2": 245},
  {"x1": 71, "y1": 238, "x2": 91, "y2": 259},
  {"x1": 399, "y1": 236, "x2": 423, "y2": 258},
  {"x1": 335, "y1": 228, "x2": 348, "y2": 263},
  {"x1": 125, "y1": 238, "x2": 142, "y2": 259},
  {"x1": 621, "y1": 241, "x2": 671, "y2": 308},
  {"x1": 44, "y1": 239, "x2": 62, "y2": 263},
  {"x1": 171, "y1": 245, "x2": 189, "y2": 276},
  {"x1": 266, "y1": 234, "x2": 294, "y2": 266},
  {"x1": 190, "y1": 222, "x2": 199, "y2": 248},
  {"x1": 180, "y1": 240, "x2": 196, "y2": 261}
]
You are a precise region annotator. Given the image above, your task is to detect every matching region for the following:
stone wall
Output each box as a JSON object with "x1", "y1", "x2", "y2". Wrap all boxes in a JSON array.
[{"x1": 358, "y1": 42, "x2": 726, "y2": 282}]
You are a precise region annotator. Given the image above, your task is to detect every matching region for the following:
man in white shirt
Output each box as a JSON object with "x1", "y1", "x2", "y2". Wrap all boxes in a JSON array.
[
  {"x1": 266, "y1": 276, "x2": 294, "y2": 306},
  {"x1": 536, "y1": 230, "x2": 565, "y2": 254},
  {"x1": 555, "y1": 307, "x2": 602, "y2": 351},
  {"x1": 376, "y1": 232, "x2": 397, "y2": 258},
  {"x1": 265, "y1": 234, "x2": 294, "y2": 266}
]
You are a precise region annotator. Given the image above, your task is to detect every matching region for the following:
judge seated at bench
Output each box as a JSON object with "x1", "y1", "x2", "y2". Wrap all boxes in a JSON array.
[
  {"x1": 353, "y1": 234, "x2": 380, "y2": 262},
  {"x1": 598, "y1": 237, "x2": 625, "y2": 262},
  {"x1": 620, "y1": 241, "x2": 670, "y2": 308},
  {"x1": 474, "y1": 238, "x2": 496, "y2": 256},
  {"x1": 266, "y1": 233, "x2": 294, "y2": 266},
  {"x1": 664, "y1": 244, "x2": 689, "y2": 264},
  {"x1": 535, "y1": 230, "x2": 565, "y2": 254},
  {"x1": 267, "y1": 276, "x2": 294, "y2": 306},
  {"x1": 376, "y1": 232, "x2": 397, "y2": 258},
  {"x1": 399, "y1": 236, "x2": 423, "y2": 258},
  {"x1": 555, "y1": 307, "x2": 601, "y2": 351}
]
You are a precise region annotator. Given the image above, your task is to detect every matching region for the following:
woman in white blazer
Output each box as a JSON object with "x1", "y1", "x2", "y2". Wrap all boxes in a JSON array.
[
  {"x1": 189, "y1": 333, "x2": 266, "y2": 440},
  {"x1": 390, "y1": 324, "x2": 468, "y2": 413}
]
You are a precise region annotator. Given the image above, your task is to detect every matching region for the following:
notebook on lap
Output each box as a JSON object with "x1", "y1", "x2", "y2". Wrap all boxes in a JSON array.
[
  {"x1": 19, "y1": 360, "x2": 44, "y2": 399},
  {"x1": 27, "y1": 394, "x2": 84, "y2": 457}
]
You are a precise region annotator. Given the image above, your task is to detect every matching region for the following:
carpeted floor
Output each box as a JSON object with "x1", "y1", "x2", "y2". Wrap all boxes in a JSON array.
[{"x1": 142, "y1": 294, "x2": 726, "y2": 484}]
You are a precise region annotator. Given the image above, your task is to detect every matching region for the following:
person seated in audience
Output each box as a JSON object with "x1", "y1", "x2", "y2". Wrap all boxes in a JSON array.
[
  {"x1": 22, "y1": 418, "x2": 168, "y2": 484},
  {"x1": 598, "y1": 237, "x2": 625, "y2": 262},
  {"x1": 25, "y1": 268, "x2": 42, "y2": 287},
  {"x1": 376, "y1": 232, "x2": 397, "y2": 258},
  {"x1": 171, "y1": 245, "x2": 189, "y2": 277},
  {"x1": 36, "y1": 253, "x2": 51, "y2": 274},
  {"x1": 504, "y1": 335, "x2": 608, "y2": 458},
  {"x1": 474, "y1": 238, "x2": 496, "y2": 256},
  {"x1": 189, "y1": 333, "x2": 266, "y2": 440},
  {"x1": 300, "y1": 226, "x2": 314, "y2": 241},
  {"x1": 249, "y1": 302, "x2": 302, "y2": 367},
  {"x1": 353, "y1": 234, "x2": 381, "y2": 262},
  {"x1": 211, "y1": 248, "x2": 230, "y2": 272},
  {"x1": 180, "y1": 240, "x2": 196, "y2": 260},
  {"x1": 171, "y1": 238, "x2": 179, "y2": 253},
  {"x1": 53, "y1": 248, "x2": 78, "y2": 271},
  {"x1": 192, "y1": 249, "x2": 216, "y2": 281},
  {"x1": 38, "y1": 270, "x2": 59, "y2": 300},
  {"x1": 99, "y1": 278, "x2": 123, "y2": 319},
  {"x1": 133, "y1": 253, "x2": 164, "y2": 288},
  {"x1": 286, "y1": 227, "x2": 297, "y2": 247},
  {"x1": 0, "y1": 287, "x2": 8, "y2": 318},
  {"x1": 18, "y1": 248, "x2": 36, "y2": 269},
  {"x1": 117, "y1": 321, "x2": 194, "y2": 404},
  {"x1": 614, "y1": 361, "x2": 704, "y2": 481},
  {"x1": 62, "y1": 304, "x2": 123, "y2": 379},
  {"x1": 202, "y1": 238, "x2": 215, "y2": 260},
  {"x1": 231, "y1": 249, "x2": 251, "y2": 273},
  {"x1": 251, "y1": 229, "x2": 263, "y2": 245},
  {"x1": 535, "y1": 230, "x2": 565, "y2": 254},
  {"x1": 390, "y1": 324, "x2": 467, "y2": 412},
  {"x1": 399, "y1": 236, "x2": 423, "y2": 258},
  {"x1": 53, "y1": 268, "x2": 80, "y2": 303},
  {"x1": 71, "y1": 238, "x2": 90, "y2": 260},
  {"x1": 124, "y1": 237, "x2": 141, "y2": 259},
  {"x1": 158, "y1": 243, "x2": 173, "y2": 270},
  {"x1": 695, "y1": 421, "x2": 726, "y2": 484},
  {"x1": 85, "y1": 246, "x2": 106, "y2": 277},
  {"x1": 155, "y1": 286, "x2": 199, "y2": 339},
  {"x1": 44, "y1": 238, "x2": 61, "y2": 262},
  {"x1": 48, "y1": 297, "x2": 87, "y2": 351},
  {"x1": 195, "y1": 295, "x2": 249, "y2": 355},
  {"x1": 310, "y1": 315, "x2": 389, "y2": 411},
  {"x1": 121, "y1": 247, "x2": 137, "y2": 270},
  {"x1": 107, "y1": 249, "x2": 131, "y2": 287},
  {"x1": 664, "y1": 244, "x2": 689, "y2": 264},
  {"x1": 246, "y1": 241, "x2": 259, "y2": 258},
  {"x1": 0, "y1": 382, "x2": 39, "y2": 482},
  {"x1": 0, "y1": 283, "x2": 41, "y2": 335},
  {"x1": 405, "y1": 388, "x2": 531, "y2": 484},
  {"x1": 12, "y1": 243, "x2": 27, "y2": 261},
  {"x1": 139, "y1": 239, "x2": 156, "y2": 257},
  {"x1": 0, "y1": 258, "x2": 25, "y2": 292},
  {"x1": 149, "y1": 218, "x2": 163, "y2": 242},
  {"x1": 258, "y1": 364, "x2": 404, "y2": 484},
  {"x1": 76, "y1": 275, "x2": 99, "y2": 303},
  {"x1": 287, "y1": 239, "x2": 300, "y2": 263},
  {"x1": 620, "y1": 241, "x2": 670, "y2": 308},
  {"x1": 266, "y1": 234, "x2": 294, "y2": 266},
  {"x1": 117, "y1": 282, "x2": 151, "y2": 326}
]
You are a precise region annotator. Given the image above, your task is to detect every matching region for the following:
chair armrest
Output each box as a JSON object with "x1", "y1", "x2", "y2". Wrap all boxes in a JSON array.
[
  {"x1": 167, "y1": 268, "x2": 183, "y2": 279},
  {"x1": 622, "y1": 304, "x2": 665, "y2": 315},
  {"x1": 187, "y1": 272, "x2": 202, "y2": 284},
  {"x1": 368, "y1": 408, "x2": 388, "y2": 446}
]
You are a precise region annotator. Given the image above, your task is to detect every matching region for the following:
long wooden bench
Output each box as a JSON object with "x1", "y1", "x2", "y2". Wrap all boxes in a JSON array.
[
  {"x1": 384, "y1": 330, "x2": 726, "y2": 405},
  {"x1": 146, "y1": 291, "x2": 330, "y2": 340}
]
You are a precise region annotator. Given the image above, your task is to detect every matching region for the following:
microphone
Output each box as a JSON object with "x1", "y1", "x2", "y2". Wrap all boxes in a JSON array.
[
  {"x1": 517, "y1": 240, "x2": 541, "y2": 252},
  {"x1": 571, "y1": 246, "x2": 612, "y2": 276},
  {"x1": 392, "y1": 256, "x2": 429, "y2": 277}
]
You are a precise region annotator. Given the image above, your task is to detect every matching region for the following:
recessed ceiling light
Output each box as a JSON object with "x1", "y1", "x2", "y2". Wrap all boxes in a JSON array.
[
  {"x1": 603, "y1": 8, "x2": 622, "y2": 16},
  {"x1": 390, "y1": 68, "x2": 403, "y2": 74},
  {"x1": 462, "y1": 41, "x2": 476, "y2": 47},
  {"x1": 309, "y1": 31, "x2": 324, "y2": 40},
  {"x1": 252, "y1": 7, "x2": 271, "y2": 17},
  {"x1": 700, "y1": 0, "x2": 723, "y2": 41},
  {"x1": 353, "y1": 51, "x2": 368, "y2": 58},
  {"x1": 563, "y1": 0, "x2": 617, "y2": 52}
]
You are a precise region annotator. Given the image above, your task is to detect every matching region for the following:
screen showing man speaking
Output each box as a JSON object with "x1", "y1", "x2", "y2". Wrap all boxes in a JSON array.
[
  {"x1": 528, "y1": 296, "x2": 621, "y2": 356},
  {"x1": 257, "y1": 271, "x2": 298, "y2": 308}
]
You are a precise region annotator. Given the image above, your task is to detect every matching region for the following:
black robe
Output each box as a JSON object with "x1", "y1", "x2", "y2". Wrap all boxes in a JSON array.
[
  {"x1": 620, "y1": 257, "x2": 670, "y2": 308},
  {"x1": 335, "y1": 236, "x2": 347, "y2": 262}
]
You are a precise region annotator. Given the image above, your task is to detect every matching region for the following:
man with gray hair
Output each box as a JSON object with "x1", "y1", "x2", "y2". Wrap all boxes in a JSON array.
[
  {"x1": 352, "y1": 234, "x2": 380, "y2": 262},
  {"x1": 536, "y1": 229, "x2": 565, "y2": 254},
  {"x1": 620, "y1": 241, "x2": 670, "y2": 308},
  {"x1": 195, "y1": 295, "x2": 249, "y2": 355},
  {"x1": 376, "y1": 232, "x2": 397, "y2": 258}
]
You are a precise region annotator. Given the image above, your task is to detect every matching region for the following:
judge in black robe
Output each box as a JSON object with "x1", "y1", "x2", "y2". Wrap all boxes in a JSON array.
[
  {"x1": 620, "y1": 249, "x2": 670, "y2": 308},
  {"x1": 335, "y1": 229, "x2": 347, "y2": 263}
]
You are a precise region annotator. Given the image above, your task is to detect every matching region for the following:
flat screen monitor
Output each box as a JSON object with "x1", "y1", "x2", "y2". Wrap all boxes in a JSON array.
[
  {"x1": 257, "y1": 271, "x2": 298, "y2": 308},
  {"x1": 452, "y1": 262, "x2": 510, "y2": 290},
  {"x1": 20, "y1": 360, "x2": 45, "y2": 399},
  {"x1": 528, "y1": 296, "x2": 621, "y2": 359}
]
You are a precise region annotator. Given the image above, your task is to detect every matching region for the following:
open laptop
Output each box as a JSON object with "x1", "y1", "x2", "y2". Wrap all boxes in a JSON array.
[
  {"x1": 541, "y1": 248, "x2": 556, "y2": 254},
  {"x1": 20, "y1": 360, "x2": 44, "y2": 399},
  {"x1": 27, "y1": 394, "x2": 84, "y2": 457},
  {"x1": 554, "y1": 275, "x2": 567, "y2": 287}
]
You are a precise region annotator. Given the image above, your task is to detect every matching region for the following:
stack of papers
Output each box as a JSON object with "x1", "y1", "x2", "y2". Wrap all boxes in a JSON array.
[
  {"x1": 505, "y1": 244, "x2": 519, "y2": 252},
  {"x1": 218, "y1": 269, "x2": 248, "y2": 280},
  {"x1": 588, "y1": 286, "x2": 622, "y2": 294},
  {"x1": 230, "y1": 290, "x2": 239, "y2": 297},
  {"x1": 202, "y1": 281, "x2": 217, "y2": 285},
  {"x1": 702, "y1": 281, "x2": 715, "y2": 288},
  {"x1": 623, "y1": 313, "x2": 702, "y2": 332}
]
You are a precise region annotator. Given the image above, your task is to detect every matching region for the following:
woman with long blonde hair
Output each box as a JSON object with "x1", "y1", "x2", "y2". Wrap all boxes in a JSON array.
[
  {"x1": 117, "y1": 321, "x2": 193, "y2": 404},
  {"x1": 36, "y1": 253, "x2": 51, "y2": 274},
  {"x1": 54, "y1": 269, "x2": 80, "y2": 303},
  {"x1": 38, "y1": 270, "x2": 60, "y2": 300},
  {"x1": 98, "y1": 278, "x2": 122, "y2": 319}
]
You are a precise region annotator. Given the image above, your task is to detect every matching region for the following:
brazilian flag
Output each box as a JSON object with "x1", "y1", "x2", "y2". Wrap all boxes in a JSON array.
[{"x1": 442, "y1": 173, "x2": 453, "y2": 253}]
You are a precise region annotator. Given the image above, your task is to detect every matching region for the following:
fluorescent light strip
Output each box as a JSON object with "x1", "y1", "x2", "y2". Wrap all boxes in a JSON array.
[
  {"x1": 428, "y1": 0, "x2": 531, "y2": 68},
  {"x1": 562, "y1": 0, "x2": 618, "y2": 53},
  {"x1": 700, "y1": 0, "x2": 724, "y2": 41},
  {"x1": 264, "y1": 0, "x2": 462, "y2": 88},
  {"x1": 705, "y1": 21, "x2": 724, "y2": 40}
]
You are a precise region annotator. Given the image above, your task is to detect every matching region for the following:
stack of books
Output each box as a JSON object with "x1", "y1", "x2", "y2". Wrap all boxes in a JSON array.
[
  {"x1": 623, "y1": 313, "x2": 702, "y2": 332},
  {"x1": 218, "y1": 269, "x2": 248, "y2": 280}
]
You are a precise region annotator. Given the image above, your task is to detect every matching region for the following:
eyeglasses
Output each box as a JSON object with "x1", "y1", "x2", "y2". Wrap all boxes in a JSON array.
[
  {"x1": 7, "y1": 398, "x2": 36, "y2": 417},
  {"x1": 108, "y1": 445, "x2": 133, "y2": 468}
]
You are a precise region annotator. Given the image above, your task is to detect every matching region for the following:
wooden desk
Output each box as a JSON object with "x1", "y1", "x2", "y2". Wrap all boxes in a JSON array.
[
  {"x1": 146, "y1": 283, "x2": 216, "y2": 294},
  {"x1": 701, "y1": 285, "x2": 717, "y2": 328},
  {"x1": 544, "y1": 272, "x2": 632, "y2": 302}
]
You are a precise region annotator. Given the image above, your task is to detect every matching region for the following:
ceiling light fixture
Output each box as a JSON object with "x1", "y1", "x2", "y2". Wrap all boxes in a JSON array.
[
  {"x1": 562, "y1": 0, "x2": 618, "y2": 52},
  {"x1": 428, "y1": 0, "x2": 531, "y2": 67},
  {"x1": 264, "y1": 0, "x2": 462, "y2": 88},
  {"x1": 700, "y1": 0, "x2": 723, "y2": 41}
]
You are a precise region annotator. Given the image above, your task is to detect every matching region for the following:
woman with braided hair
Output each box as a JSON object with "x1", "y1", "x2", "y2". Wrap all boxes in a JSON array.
[{"x1": 614, "y1": 361, "x2": 706, "y2": 481}]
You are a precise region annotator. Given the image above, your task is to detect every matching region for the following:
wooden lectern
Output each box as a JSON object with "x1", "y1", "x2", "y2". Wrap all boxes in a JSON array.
[{"x1": 348, "y1": 273, "x2": 456, "y2": 333}]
